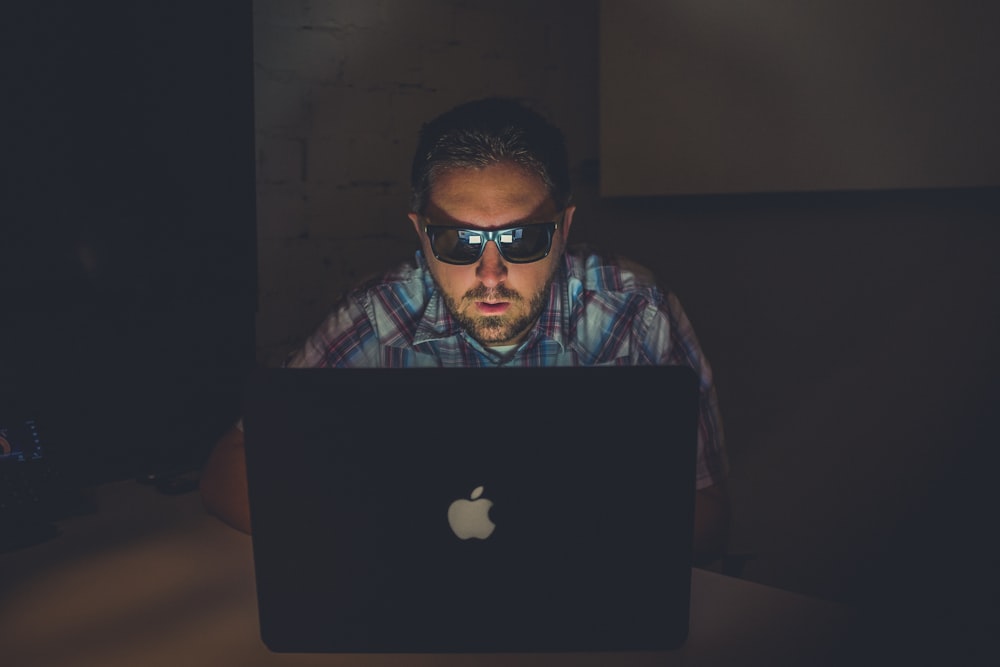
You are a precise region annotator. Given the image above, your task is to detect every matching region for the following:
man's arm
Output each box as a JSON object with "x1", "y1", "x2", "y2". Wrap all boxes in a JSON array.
[
  {"x1": 692, "y1": 481, "x2": 731, "y2": 566},
  {"x1": 200, "y1": 424, "x2": 252, "y2": 534}
]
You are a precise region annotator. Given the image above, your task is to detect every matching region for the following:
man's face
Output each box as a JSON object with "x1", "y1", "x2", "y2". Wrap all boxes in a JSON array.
[{"x1": 409, "y1": 162, "x2": 575, "y2": 348}]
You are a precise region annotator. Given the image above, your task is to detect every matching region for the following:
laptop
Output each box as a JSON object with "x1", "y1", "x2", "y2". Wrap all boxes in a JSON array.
[{"x1": 241, "y1": 365, "x2": 699, "y2": 655}]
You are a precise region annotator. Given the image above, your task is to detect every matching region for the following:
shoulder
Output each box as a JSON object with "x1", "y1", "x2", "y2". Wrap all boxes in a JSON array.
[
  {"x1": 286, "y1": 254, "x2": 430, "y2": 368},
  {"x1": 347, "y1": 254, "x2": 429, "y2": 312},
  {"x1": 561, "y1": 244, "x2": 701, "y2": 345},
  {"x1": 563, "y1": 244, "x2": 664, "y2": 301},
  {"x1": 558, "y1": 246, "x2": 689, "y2": 364}
]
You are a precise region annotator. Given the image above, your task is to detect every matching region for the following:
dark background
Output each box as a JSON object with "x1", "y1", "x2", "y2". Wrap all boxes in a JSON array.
[
  {"x1": 4, "y1": 2, "x2": 257, "y2": 484},
  {"x1": 3, "y1": 2, "x2": 998, "y2": 661}
]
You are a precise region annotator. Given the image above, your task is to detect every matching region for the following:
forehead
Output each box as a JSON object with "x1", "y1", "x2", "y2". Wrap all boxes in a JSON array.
[{"x1": 426, "y1": 163, "x2": 555, "y2": 228}]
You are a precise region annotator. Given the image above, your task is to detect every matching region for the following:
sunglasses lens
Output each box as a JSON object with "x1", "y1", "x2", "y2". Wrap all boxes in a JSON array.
[
  {"x1": 499, "y1": 226, "x2": 552, "y2": 262},
  {"x1": 427, "y1": 224, "x2": 555, "y2": 264},
  {"x1": 430, "y1": 228, "x2": 484, "y2": 264}
]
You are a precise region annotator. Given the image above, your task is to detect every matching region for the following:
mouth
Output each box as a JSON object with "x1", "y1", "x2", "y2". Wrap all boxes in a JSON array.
[{"x1": 476, "y1": 301, "x2": 510, "y2": 315}]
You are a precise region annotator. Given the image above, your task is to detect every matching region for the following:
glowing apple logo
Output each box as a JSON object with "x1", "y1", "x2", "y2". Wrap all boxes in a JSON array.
[{"x1": 447, "y1": 485, "x2": 496, "y2": 540}]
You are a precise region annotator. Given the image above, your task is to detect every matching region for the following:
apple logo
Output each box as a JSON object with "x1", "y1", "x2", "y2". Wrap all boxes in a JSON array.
[{"x1": 447, "y1": 485, "x2": 496, "y2": 540}]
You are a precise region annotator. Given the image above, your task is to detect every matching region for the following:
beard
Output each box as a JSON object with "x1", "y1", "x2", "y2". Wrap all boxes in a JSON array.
[{"x1": 440, "y1": 277, "x2": 554, "y2": 347}]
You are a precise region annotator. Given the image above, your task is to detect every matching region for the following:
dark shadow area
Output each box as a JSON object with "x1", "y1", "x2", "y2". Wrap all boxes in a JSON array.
[
  {"x1": 577, "y1": 185, "x2": 1000, "y2": 664},
  {"x1": 4, "y1": 2, "x2": 257, "y2": 488}
]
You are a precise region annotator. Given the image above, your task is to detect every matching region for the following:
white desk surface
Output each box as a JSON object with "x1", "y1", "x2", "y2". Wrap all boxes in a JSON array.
[{"x1": 0, "y1": 480, "x2": 863, "y2": 667}]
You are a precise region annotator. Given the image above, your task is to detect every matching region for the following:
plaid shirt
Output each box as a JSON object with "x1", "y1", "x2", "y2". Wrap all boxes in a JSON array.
[{"x1": 286, "y1": 245, "x2": 728, "y2": 488}]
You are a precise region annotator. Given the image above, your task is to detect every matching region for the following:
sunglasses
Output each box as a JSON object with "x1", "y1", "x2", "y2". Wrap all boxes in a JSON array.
[{"x1": 423, "y1": 219, "x2": 560, "y2": 265}]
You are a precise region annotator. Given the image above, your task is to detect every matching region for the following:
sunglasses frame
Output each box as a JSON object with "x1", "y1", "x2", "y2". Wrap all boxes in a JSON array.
[{"x1": 422, "y1": 219, "x2": 561, "y2": 265}]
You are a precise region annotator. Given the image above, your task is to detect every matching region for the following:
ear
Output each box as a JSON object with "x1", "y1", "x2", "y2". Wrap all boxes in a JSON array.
[
  {"x1": 560, "y1": 205, "x2": 576, "y2": 242},
  {"x1": 408, "y1": 212, "x2": 422, "y2": 238}
]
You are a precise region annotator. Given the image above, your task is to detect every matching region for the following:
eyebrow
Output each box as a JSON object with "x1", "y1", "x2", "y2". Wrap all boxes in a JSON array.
[{"x1": 422, "y1": 212, "x2": 559, "y2": 229}]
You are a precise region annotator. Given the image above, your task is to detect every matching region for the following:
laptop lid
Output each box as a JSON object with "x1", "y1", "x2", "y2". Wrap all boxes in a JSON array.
[{"x1": 242, "y1": 365, "x2": 699, "y2": 654}]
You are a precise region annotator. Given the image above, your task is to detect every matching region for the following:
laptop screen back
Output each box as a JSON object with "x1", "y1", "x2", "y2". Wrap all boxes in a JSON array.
[{"x1": 242, "y1": 365, "x2": 699, "y2": 653}]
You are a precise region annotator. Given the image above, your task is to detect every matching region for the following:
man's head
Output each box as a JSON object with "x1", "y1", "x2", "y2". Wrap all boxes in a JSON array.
[
  {"x1": 409, "y1": 97, "x2": 572, "y2": 216},
  {"x1": 407, "y1": 98, "x2": 576, "y2": 349}
]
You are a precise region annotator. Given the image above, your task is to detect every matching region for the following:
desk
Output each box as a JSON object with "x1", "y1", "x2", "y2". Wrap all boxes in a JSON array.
[{"x1": 1, "y1": 480, "x2": 860, "y2": 666}]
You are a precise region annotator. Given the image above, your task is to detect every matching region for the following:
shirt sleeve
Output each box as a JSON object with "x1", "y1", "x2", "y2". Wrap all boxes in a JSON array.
[
  {"x1": 283, "y1": 294, "x2": 381, "y2": 369},
  {"x1": 649, "y1": 292, "x2": 730, "y2": 490}
]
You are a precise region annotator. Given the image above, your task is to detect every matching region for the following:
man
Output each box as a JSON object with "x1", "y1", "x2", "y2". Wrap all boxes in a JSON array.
[{"x1": 200, "y1": 97, "x2": 731, "y2": 564}]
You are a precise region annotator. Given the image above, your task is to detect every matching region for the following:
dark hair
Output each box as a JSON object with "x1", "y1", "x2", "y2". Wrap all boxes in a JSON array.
[{"x1": 409, "y1": 97, "x2": 572, "y2": 214}]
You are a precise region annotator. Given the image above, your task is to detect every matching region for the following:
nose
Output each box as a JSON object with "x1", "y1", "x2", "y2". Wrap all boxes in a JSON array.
[{"x1": 475, "y1": 241, "x2": 508, "y2": 288}]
